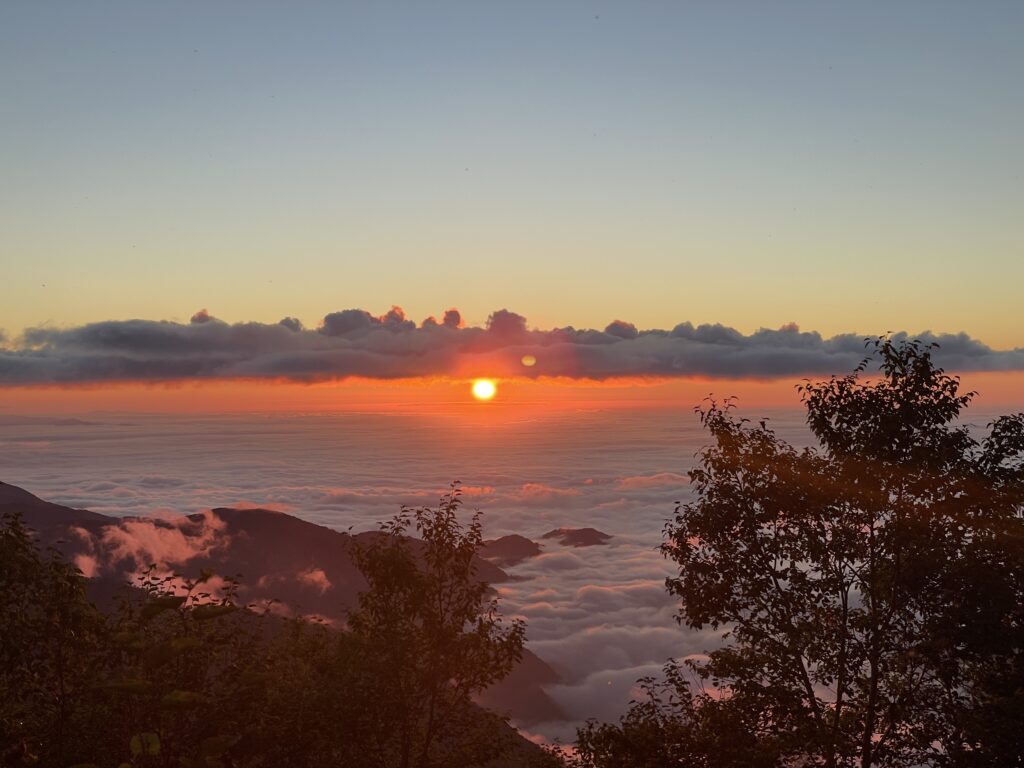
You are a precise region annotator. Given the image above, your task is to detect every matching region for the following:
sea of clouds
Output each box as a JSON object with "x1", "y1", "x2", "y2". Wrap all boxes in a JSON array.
[
  {"x1": 3, "y1": 404, "x2": 1008, "y2": 739},
  {"x1": 0, "y1": 406, "x2": 826, "y2": 738}
]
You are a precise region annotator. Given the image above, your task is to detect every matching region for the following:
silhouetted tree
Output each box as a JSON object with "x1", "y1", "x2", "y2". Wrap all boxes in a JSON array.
[
  {"x1": 571, "y1": 661, "x2": 780, "y2": 768},
  {"x1": 347, "y1": 483, "x2": 528, "y2": 768},
  {"x1": 0, "y1": 512, "x2": 104, "y2": 766},
  {"x1": 90, "y1": 566, "x2": 264, "y2": 767},
  {"x1": 0, "y1": 485, "x2": 538, "y2": 767},
  {"x1": 656, "y1": 338, "x2": 1024, "y2": 767}
]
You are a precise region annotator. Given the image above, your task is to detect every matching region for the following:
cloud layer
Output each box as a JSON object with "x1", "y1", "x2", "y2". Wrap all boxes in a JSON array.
[
  {"x1": 1, "y1": 406, "x2": 724, "y2": 738},
  {"x1": 3, "y1": 307, "x2": 1023, "y2": 385},
  {"x1": 5, "y1": 405, "x2": 1017, "y2": 739}
]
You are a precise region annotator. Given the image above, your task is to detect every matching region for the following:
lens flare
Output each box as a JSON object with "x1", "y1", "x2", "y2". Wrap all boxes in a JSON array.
[{"x1": 472, "y1": 379, "x2": 497, "y2": 401}]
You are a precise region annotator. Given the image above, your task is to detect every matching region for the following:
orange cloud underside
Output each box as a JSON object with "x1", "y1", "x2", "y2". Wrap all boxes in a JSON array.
[{"x1": 2, "y1": 372, "x2": 1022, "y2": 415}]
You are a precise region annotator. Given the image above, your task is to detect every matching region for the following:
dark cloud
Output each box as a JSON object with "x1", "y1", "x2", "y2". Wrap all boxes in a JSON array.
[
  {"x1": 442, "y1": 308, "x2": 462, "y2": 329},
  {"x1": 1, "y1": 308, "x2": 1022, "y2": 386},
  {"x1": 190, "y1": 308, "x2": 216, "y2": 325},
  {"x1": 604, "y1": 320, "x2": 639, "y2": 340},
  {"x1": 319, "y1": 309, "x2": 379, "y2": 336},
  {"x1": 380, "y1": 305, "x2": 416, "y2": 331},
  {"x1": 487, "y1": 308, "x2": 529, "y2": 338}
]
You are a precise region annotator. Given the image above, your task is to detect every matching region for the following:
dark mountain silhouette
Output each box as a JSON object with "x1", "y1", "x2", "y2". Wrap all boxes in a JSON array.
[
  {"x1": 0, "y1": 480, "x2": 110, "y2": 527},
  {"x1": 1, "y1": 480, "x2": 566, "y2": 726},
  {"x1": 541, "y1": 527, "x2": 612, "y2": 547},
  {"x1": 481, "y1": 533, "x2": 542, "y2": 566}
]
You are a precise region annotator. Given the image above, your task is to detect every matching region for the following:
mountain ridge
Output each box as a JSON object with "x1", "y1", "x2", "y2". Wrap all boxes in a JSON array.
[{"x1": 0, "y1": 479, "x2": 565, "y2": 727}]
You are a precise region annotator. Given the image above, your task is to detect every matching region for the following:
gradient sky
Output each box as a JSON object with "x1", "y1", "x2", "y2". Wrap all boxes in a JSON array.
[{"x1": 2, "y1": 1, "x2": 1022, "y2": 348}]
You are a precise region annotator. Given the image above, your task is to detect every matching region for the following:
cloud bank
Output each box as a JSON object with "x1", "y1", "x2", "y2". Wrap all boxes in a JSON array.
[{"x1": 2, "y1": 307, "x2": 1022, "y2": 385}]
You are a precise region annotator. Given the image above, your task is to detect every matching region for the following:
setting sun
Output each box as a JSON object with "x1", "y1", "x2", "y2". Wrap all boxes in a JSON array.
[{"x1": 471, "y1": 379, "x2": 497, "y2": 401}]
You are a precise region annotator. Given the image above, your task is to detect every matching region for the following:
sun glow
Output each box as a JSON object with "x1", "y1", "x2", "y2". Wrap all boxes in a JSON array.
[{"x1": 471, "y1": 379, "x2": 497, "y2": 401}]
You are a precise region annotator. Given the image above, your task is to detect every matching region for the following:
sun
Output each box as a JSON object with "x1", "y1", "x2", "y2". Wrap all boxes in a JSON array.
[{"x1": 471, "y1": 379, "x2": 497, "y2": 401}]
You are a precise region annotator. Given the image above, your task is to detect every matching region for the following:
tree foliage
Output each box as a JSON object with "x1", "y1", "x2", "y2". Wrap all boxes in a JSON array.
[
  {"x1": 1, "y1": 511, "x2": 104, "y2": 766},
  {"x1": 571, "y1": 662, "x2": 779, "y2": 768},
  {"x1": 0, "y1": 487, "x2": 537, "y2": 768},
  {"x1": 652, "y1": 338, "x2": 1024, "y2": 767},
  {"x1": 346, "y1": 484, "x2": 527, "y2": 767}
]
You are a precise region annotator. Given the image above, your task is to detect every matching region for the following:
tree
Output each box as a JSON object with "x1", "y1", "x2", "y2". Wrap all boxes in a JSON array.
[
  {"x1": 0, "y1": 511, "x2": 104, "y2": 766},
  {"x1": 657, "y1": 338, "x2": 1024, "y2": 767},
  {"x1": 346, "y1": 483, "x2": 528, "y2": 768},
  {"x1": 572, "y1": 661, "x2": 780, "y2": 768},
  {"x1": 90, "y1": 566, "x2": 264, "y2": 768},
  {"x1": 0, "y1": 485, "x2": 538, "y2": 768}
]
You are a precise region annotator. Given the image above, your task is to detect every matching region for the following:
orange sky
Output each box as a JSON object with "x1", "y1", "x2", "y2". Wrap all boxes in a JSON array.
[{"x1": 3, "y1": 371, "x2": 1021, "y2": 416}]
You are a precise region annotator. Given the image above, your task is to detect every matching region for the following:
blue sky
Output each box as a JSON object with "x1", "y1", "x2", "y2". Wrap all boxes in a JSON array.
[{"x1": 2, "y1": 1, "x2": 1022, "y2": 345}]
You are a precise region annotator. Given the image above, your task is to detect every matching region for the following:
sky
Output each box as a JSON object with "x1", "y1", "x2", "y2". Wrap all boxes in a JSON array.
[{"x1": 2, "y1": 0, "x2": 1023, "y2": 359}]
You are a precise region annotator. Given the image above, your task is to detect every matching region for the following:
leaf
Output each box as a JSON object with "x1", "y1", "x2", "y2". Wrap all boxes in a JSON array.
[
  {"x1": 111, "y1": 631, "x2": 148, "y2": 651},
  {"x1": 191, "y1": 603, "x2": 238, "y2": 621},
  {"x1": 98, "y1": 676, "x2": 153, "y2": 694},
  {"x1": 141, "y1": 594, "x2": 187, "y2": 621},
  {"x1": 143, "y1": 641, "x2": 176, "y2": 668},
  {"x1": 129, "y1": 732, "x2": 161, "y2": 757},
  {"x1": 167, "y1": 635, "x2": 202, "y2": 653},
  {"x1": 161, "y1": 689, "x2": 210, "y2": 709},
  {"x1": 199, "y1": 733, "x2": 239, "y2": 758}
]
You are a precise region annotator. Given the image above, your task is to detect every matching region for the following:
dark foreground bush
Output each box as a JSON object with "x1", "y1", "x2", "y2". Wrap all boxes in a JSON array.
[{"x1": 1, "y1": 487, "x2": 555, "y2": 768}]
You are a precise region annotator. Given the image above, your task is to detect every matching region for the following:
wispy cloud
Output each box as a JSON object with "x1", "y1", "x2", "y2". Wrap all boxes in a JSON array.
[
  {"x1": 69, "y1": 509, "x2": 230, "y2": 578},
  {"x1": 2, "y1": 307, "x2": 1022, "y2": 386}
]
